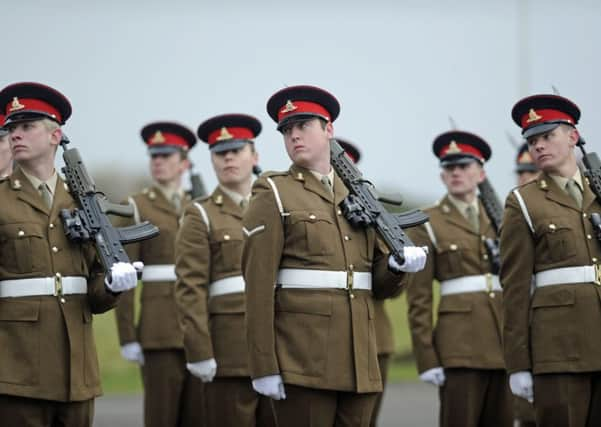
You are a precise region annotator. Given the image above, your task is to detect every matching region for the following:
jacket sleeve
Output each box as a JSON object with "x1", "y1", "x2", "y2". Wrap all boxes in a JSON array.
[
  {"x1": 372, "y1": 235, "x2": 406, "y2": 299},
  {"x1": 241, "y1": 177, "x2": 284, "y2": 379},
  {"x1": 499, "y1": 191, "x2": 535, "y2": 373},
  {"x1": 174, "y1": 202, "x2": 214, "y2": 363},
  {"x1": 86, "y1": 244, "x2": 120, "y2": 314},
  {"x1": 405, "y1": 223, "x2": 440, "y2": 373}
]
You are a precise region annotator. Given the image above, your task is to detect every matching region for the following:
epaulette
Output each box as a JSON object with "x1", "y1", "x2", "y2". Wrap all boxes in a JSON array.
[
  {"x1": 194, "y1": 195, "x2": 211, "y2": 203},
  {"x1": 261, "y1": 170, "x2": 289, "y2": 178}
]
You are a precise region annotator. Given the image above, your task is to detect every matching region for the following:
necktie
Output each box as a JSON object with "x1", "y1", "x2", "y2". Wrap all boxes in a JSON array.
[
  {"x1": 566, "y1": 179, "x2": 583, "y2": 208},
  {"x1": 465, "y1": 205, "x2": 479, "y2": 231},
  {"x1": 171, "y1": 193, "x2": 182, "y2": 213},
  {"x1": 38, "y1": 183, "x2": 52, "y2": 208},
  {"x1": 320, "y1": 176, "x2": 333, "y2": 195}
]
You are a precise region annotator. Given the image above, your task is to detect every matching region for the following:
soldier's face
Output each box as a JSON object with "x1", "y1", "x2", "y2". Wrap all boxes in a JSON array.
[
  {"x1": 282, "y1": 118, "x2": 333, "y2": 169},
  {"x1": 211, "y1": 144, "x2": 258, "y2": 187},
  {"x1": 440, "y1": 161, "x2": 484, "y2": 197},
  {"x1": 0, "y1": 134, "x2": 12, "y2": 175},
  {"x1": 150, "y1": 151, "x2": 189, "y2": 185},
  {"x1": 7, "y1": 120, "x2": 60, "y2": 163},
  {"x1": 527, "y1": 126, "x2": 578, "y2": 174}
]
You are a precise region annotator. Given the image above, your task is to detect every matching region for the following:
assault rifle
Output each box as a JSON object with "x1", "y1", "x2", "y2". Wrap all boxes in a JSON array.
[
  {"x1": 577, "y1": 137, "x2": 601, "y2": 243},
  {"x1": 330, "y1": 139, "x2": 428, "y2": 264},
  {"x1": 59, "y1": 135, "x2": 160, "y2": 274},
  {"x1": 477, "y1": 178, "x2": 503, "y2": 274},
  {"x1": 189, "y1": 162, "x2": 207, "y2": 199}
]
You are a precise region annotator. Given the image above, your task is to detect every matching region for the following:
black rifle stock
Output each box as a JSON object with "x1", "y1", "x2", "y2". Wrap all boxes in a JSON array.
[
  {"x1": 577, "y1": 137, "x2": 601, "y2": 243},
  {"x1": 330, "y1": 139, "x2": 428, "y2": 264},
  {"x1": 189, "y1": 163, "x2": 207, "y2": 199},
  {"x1": 60, "y1": 139, "x2": 159, "y2": 273},
  {"x1": 477, "y1": 178, "x2": 503, "y2": 274}
]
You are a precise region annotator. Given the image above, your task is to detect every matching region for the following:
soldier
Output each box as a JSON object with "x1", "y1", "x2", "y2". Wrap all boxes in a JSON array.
[
  {"x1": 242, "y1": 85, "x2": 427, "y2": 426},
  {"x1": 114, "y1": 121, "x2": 205, "y2": 427},
  {"x1": 0, "y1": 82, "x2": 139, "y2": 426},
  {"x1": 501, "y1": 94, "x2": 601, "y2": 426},
  {"x1": 337, "y1": 138, "x2": 395, "y2": 427},
  {"x1": 512, "y1": 141, "x2": 538, "y2": 427},
  {"x1": 174, "y1": 113, "x2": 277, "y2": 427},
  {"x1": 515, "y1": 141, "x2": 540, "y2": 186},
  {"x1": 405, "y1": 130, "x2": 512, "y2": 427},
  {"x1": 0, "y1": 114, "x2": 13, "y2": 177}
]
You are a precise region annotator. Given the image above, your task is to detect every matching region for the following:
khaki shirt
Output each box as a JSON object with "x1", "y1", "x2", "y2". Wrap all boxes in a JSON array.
[
  {"x1": 0, "y1": 167, "x2": 118, "y2": 402},
  {"x1": 114, "y1": 186, "x2": 189, "y2": 349},
  {"x1": 500, "y1": 172, "x2": 601, "y2": 374},
  {"x1": 175, "y1": 187, "x2": 250, "y2": 377},
  {"x1": 405, "y1": 194, "x2": 504, "y2": 373},
  {"x1": 242, "y1": 165, "x2": 404, "y2": 393}
]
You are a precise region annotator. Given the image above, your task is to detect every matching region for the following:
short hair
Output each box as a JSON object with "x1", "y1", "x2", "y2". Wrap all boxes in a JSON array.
[{"x1": 41, "y1": 118, "x2": 60, "y2": 132}]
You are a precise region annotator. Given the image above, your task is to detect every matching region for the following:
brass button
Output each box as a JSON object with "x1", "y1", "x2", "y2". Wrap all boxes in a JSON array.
[
  {"x1": 548, "y1": 224, "x2": 557, "y2": 231},
  {"x1": 588, "y1": 234, "x2": 593, "y2": 240},
  {"x1": 18, "y1": 230, "x2": 25, "y2": 237},
  {"x1": 309, "y1": 214, "x2": 316, "y2": 220},
  {"x1": 450, "y1": 244, "x2": 458, "y2": 251},
  {"x1": 480, "y1": 235, "x2": 486, "y2": 242},
  {"x1": 224, "y1": 234, "x2": 230, "y2": 241},
  {"x1": 344, "y1": 235, "x2": 350, "y2": 241},
  {"x1": 337, "y1": 209, "x2": 342, "y2": 215},
  {"x1": 349, "y1": 293, "x2": 355, "y2": 299},
  {"x1": 52, "y1": 246, "x2": 59, "y2": 253},
  {"x1": 483, "y1": 254, "x2": 489, "y2": 260},
  {"x1": 349, "y1": 264, "x2": 354, "y2": 270},
  {"x1": 56, "y1": 272, "x2": 62, "y2": 278},
  {"x1": 583, "y1": 213, "x2": 588, "y2": 218},
  {"x1": 489, "y1": 292, "x2": 496, "y2": 298},
  {"x1": 49, "y1": 223, "x2": 55, "y2": 229},
  {"x1": 593, "y1": 257, "x2": 599, "y2": 263}
]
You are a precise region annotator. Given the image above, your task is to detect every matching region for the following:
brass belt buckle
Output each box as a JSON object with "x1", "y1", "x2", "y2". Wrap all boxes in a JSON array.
[
  {"x1": 54, "y1": 272, "x2": 65, "y2": 303},
  {"x1": 347, "y1": 266, "x2": 355, "y2": 299},
  {"x1": 594, "y1": 265, "x2": 601, "y2": 286},
  {"x1": 485, "y1": 273, "x2": 495, "y2": 298}
]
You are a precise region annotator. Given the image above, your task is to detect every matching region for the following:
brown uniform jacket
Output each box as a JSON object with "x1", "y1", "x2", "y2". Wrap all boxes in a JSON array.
[
  {"x1": 374, "y1": 300, "x2": 394, "y2": 355},
  {"x1": 0, "y1": 168, "x2": 118, "y2": 401},
  {"x1": 500, "y1": 172, "x2": 601, "y2": 375},
  {"x1": 242, "y1": 166, "x2": 404, "y2": 393},
  {"x1": 405, "y1": 195, "x2": 504, "y2": 373},
  {"x1": 174, "y1": 187, "x2": 250, "y2": 377},
  {"x1": 115, "y1": 186, "x2": 188, "y2": 350}
]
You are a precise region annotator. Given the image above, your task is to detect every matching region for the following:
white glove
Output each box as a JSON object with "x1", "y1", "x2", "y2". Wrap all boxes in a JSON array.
[
  {"x1": 388, "y1": 246, "x2": 428, "y2": 273},
  {"x1": 509, "y1": 371, "x2": 534, "y2": 403},
  {"x1": 186, "y1": 358, "x2": 217, "y2": 383},
  {"x1": 105, "y1": 261, "x2": 142, "y2": 292},
  {"x1": 252, "y1": 374, "x2": 286, "y2": 400},
  {"x1": 120, "y1": 342, "x2": 144, "y2": 365},
  {"x1": 419, "y1": 367, "x2": 446, "y2": 386}
]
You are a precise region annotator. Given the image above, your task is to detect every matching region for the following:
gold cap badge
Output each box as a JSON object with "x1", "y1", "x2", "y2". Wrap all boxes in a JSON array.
[
  {"x1": 526, "y1": 109, "x2": 543, "y2": 123},
  {"x1": 150, "y1": 131, "x2": 165, "y2": 144},
  {"x1": 216, "y1": 127, "x2": 234, "y2": 141},
  {"x1": 9, "y1": 97, "x2": 25, "y2": 112},
  {"x1": 447, "y1": 141, "x2": 462, "y2": 154},
  {"x1": 280, "y1": 100, "x2": 298, "y2": 114},
  {"x1": 518, "y1": 151, "x2": 533, "y2": 163}
]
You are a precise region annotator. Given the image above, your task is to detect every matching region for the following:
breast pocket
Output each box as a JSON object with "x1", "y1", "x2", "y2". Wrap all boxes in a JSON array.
[
  {"x1": 536, "y1": 219, "x2": 577, "y2": 264},
  {"x1": 436, "y1": 242, "x2": 465, "y2": 276},
  {"x1": 286, "y1": 210, "x2": 336, "y2": 257},
  {"x1": 0, "y1": 223, "x2": 47, "y2": 274},
  {"x1": 210, "y1": 228, "x2": 243, "y2": 272}
]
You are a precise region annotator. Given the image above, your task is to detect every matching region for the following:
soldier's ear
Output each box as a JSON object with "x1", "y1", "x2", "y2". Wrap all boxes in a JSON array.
[
  {"x1": 325, "y1": 122, "x2": 334, "y2": 138},
  {"x1": 567, "y1": 128, "x2": 579, "y2": 147},
  {"x1": 50, "y1": 127, "x2": 62, "y2": 147}
]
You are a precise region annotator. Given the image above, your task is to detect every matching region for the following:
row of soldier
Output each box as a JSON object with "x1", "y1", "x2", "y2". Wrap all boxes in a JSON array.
[{"x1": 0, "y1": 81, "x2": 595, "y2": 427}]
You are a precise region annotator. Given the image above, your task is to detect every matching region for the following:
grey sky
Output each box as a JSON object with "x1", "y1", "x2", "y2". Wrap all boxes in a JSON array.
[{"x1": 5, "y1": 0, "x2": 599, "y2": 204}]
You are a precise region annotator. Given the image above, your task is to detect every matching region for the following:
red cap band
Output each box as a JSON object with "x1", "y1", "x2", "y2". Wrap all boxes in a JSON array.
[
  {"x1": 147, "y1": 131, "x2": 189, "y2": 148},
  {"x1": 520, "y1": 108, "x2": 575, "y2": 129},
  {"x1": 277, "y1": 100, "x2": 331, "y2": 123},
  {"x1": 6, "y1": 97, "x2": 63, "y2": 122},
  {"x1": 440, "y1": 143, "x2": 483, "y2": 160},
  {"x1": 207, "y1": 127, "x2": 255, "y2": 145}
]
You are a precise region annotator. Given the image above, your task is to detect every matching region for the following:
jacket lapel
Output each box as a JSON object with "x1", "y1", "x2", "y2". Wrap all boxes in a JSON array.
[
  {"x1": 289, "y1": 165, "x2": 333, "y2": 203},
  {"x1": 540, "y1": 173, "x2": 582, "y2": 212},
  {"x1": 12, "y1": 168, "x2": 51, "y2": 216},
  {"x1": 477, "y1": 199, "x2": 493, "y2": 235},
  {"x1": 439, "y1": 195, "x2": 477, "y2": 235},
  {"x1": 217, "y1": 188, "x2": 244, "y2": 219},
  {"x1": 151, "y1": 186, "x2": 179, "y2": 216}
]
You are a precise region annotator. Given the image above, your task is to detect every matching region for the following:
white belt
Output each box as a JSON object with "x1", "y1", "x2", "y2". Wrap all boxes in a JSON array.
[
  {"x1": 0, "y1": 276, "x2": 87, "y2": 298},
  {"x1": 209, "y1": 275, "x2": 245, "y2": 298},
  {"x1": 535, "y1": 265, "x2": 601, "y2": 288},
  {"x1": 440, "y1": 274, "x2": 501, "y2": 296},
  {"x1": 142, "y1": 265, "x2": 176, "y2": 282},
  {"x1": 277, "y1": 268, "x2": 372, "y2": 291}
]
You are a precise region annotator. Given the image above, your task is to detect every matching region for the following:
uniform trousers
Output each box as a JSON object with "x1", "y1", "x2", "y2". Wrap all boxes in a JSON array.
[
  {"x1": 205, "y1": 377, "x2": 276, "y2": 427},
  {"x1": 534, "y1": 372, "x2": 601, "y2": 427},
  {"x1": 439, "y1": 368, "x2": 512, "y2": 427},
  {"x1": 142, "y1": 349, "x2": 206, "y2": 427},
  {"x1": 369, "y1": 353, "x2": 390, "y2": 427},
  {"x1": 272, "y1": 384, "x2": 377, "y2": 427},
  {"x1": 0, "y1": 394, "x2": 93, "y2": 427},
  {"x1": 514, "y1": 395, "x2": 536, "y2": 427}
]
